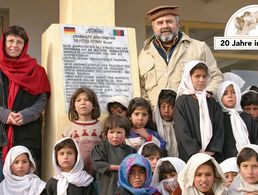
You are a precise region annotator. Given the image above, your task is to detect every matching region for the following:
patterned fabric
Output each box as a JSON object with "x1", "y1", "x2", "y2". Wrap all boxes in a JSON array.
[
  {"x1": 63, "y1": 120, "x2": 102, "y2": 175},
  {"x1": 118, "y1": 153, "x2": 157, "y2": 195}
]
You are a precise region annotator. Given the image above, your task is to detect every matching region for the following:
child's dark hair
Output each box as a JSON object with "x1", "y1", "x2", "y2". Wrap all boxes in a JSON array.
[
  {"x1": 237, "y1": 147, "x2": 258, "y2": 167},
  {"x1": 159, "y1": 161, "x2": 176, "y2": 181},
  {"x1": 190, "y1": 62, "x2": 208, "y2": 76},
  {"x1": 68, "y1": 87, "x2": 100, "y2": 121},
  {"x1": 54, "y1": 138, "x2": 78, "y2": 166},
  {"x1": 200, "y1": 160, "x2": 222, "y2": 182},
  {"x1": 107, "y1": 102, "x2": 127, "y2": 114},
  {"x1": 250, "y1": 86, "x2": 258, "y2": 93},
  {"x1": 158, "y1": 89, "x2": 177, "y2": 107},
  {"x1": 103, "y1": 114, "x2": 131, "y2": 138},
  {"x1": 141, "y1": 143, "x2": 164, "y2": 158},
  {"x1": 241, "y1": 91, "x2": 258, "y2": 108},
  {"x1": 4, "y1": 25, "x2": 28, "y2": 43},
  {"x1": 128, "y1": 97, "x2": 156, "y2": 130}
]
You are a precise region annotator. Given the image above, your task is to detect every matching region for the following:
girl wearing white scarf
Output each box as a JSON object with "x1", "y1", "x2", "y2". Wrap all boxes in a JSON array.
[
  {"x1": 217, "y1": 81, "x2": 258, "y2": 161},
  {"x1": 151, "y1": 157, "x2": 186, "y2": 195},
  {"x1": 0, "y1": 145, "x2": 46, "y2": 195},
  {"x1": 45, "y1": 137, "x2": 96, "y2": 195},
  {"x1": 178, "y1": 153, "x2": 226, "y2": 195},
  {"x1": 174, "y1": 60, "x2": 224, "y2": 162},
  {"x1": 228, "y1": 144, "x2": 258, "y2": 194}
]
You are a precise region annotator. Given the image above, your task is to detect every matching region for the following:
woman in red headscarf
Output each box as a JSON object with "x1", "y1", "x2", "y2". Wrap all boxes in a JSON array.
[{"x1": 0, "y1": 25, "x2": 51, "y2": 180}]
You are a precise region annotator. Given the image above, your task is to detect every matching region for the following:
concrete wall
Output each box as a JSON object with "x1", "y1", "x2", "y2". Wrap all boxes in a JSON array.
[
  {"x1": 115, "y1": 0, "x2": 258, "y2": 52},
  {"x1": 1, "y1": 0, "x2": 257, "y2": 61}
]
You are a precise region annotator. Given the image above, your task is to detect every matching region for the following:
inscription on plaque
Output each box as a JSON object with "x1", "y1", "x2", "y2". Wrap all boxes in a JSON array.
[{"x1": 61, "y1": 25, "x2": 133, "y2": 111}]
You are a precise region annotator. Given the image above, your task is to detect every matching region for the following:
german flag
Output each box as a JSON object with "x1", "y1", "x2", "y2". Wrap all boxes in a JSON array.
[
  {"x1": 113, "y1": 29, "x2": 124, "y2": 36},
  {"x1": 64, "y1": 26, "x2": 76, "y2": 34}
]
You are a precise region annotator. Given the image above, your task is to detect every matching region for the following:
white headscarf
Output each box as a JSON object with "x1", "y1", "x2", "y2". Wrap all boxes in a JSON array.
[
  {"x1": 151, "y1": 157, "x2": 186, "y2": 188},
  {"x1": 228, "y1": 144, "x2": 258, "y2": 194},
  {"x1": 217, "y1": 81, "x2": 250, "y2": 152},
  {"x1": 223, "y1": 72, "x2": 245, "y2": 89},
  {"x1": 178, "y1": 153, "x2": 226, "y2": 195},
  {"x1": 177, "y1": 60, "x2": 213, "y2": 151},
  {"x1": 220, "y1": 157, "x2": 239, "y2": 174},
  {"x1": 52, "y1": 137, "x2": 93, "y2": 195},
  {"x1": 0, "y1": 145, "x2": 46, "y2": 195},
  {"x1": 153, "y1": 90, "x2": 178, "y2": 157},
  {"x1": 107, "y1": 95, "x2": 129, "y2": 110}
]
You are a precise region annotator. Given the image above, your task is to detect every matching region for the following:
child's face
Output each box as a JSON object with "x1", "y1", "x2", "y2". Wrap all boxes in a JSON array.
[
  {"x1": 224, "y1": 171, "x2": 238, "y2": 188},
  {"x1": 11, "y1": 153, "x2": 30, "y2": 176},
  {"x1": 128, "y1": 165, "x2": 146, "y2": 188},
  {"x1": 131, "y1": 107, "x2": 149, "y2": 129},
  {"x1": 194, "y1": 164, "x2": 214, "y2": 193},
  {"x1": 243, "y1": 104, "x2": 258, "y2": 120},
  {"x1": 190, "y1": 69, "x2": 208, "y2": 91},
  {"x1": 75, "y1": 92, "x2": 93, "y2": 120},
  {"x1": 147, "y1": 154, "x2": 161, "y2": 173},
  {"x1": 239, "y1": 156, "x2": 258, "y2": 184},
  {"x1": 109, "y1": 103, "x2": 127, "y2": 117},
  {"x1": 221, "y1": 85, "x2": 236, "y2": 108},
  {"x1": 159, "y1": 102, "x2": 174, "y2": 122},
  {"x1": 162, "y1": 172, "x2": 177, "y2": 180},
  {"x1": 107, "y1": 127, "x2": 126, "y2": 146},
  {"x1": 57, "y1": 146, "x2": 76, "y2": 172}
]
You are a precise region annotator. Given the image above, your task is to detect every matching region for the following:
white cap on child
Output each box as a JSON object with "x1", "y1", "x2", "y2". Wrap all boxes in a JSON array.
[
  {"x1": 223, "y1": 72, "x2": 245, "y2": 89},
  {"x1": 107, "y1": 95, "x2": 129, "y2": 109},
  {"x1": 220, "y1": 157, "x2": 239, "y2": 174}
]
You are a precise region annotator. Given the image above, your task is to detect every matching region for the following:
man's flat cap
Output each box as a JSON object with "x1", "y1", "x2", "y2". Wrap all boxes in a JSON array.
[{"x1": 146, "y1": 5, "x2": 179, "y2": 21}]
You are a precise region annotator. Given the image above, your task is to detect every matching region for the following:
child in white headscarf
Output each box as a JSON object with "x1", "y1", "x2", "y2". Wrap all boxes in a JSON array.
[
  {"x1": 174, "y1": 60, "x2": 224, "y2": 162},
  {"x1": 228, "y1": 144, "x2": 258, "y2": 194},
  {"x1": 219, "y1": 157, "x2": 238, "y2": 189},
  {"x1": 153, "y1": 89, "x2": 178, "y2": 157},
  {"x1": 0, "y1": 145, "x2": 46, "y2": 195},
  {"x1": 151, "y1": 157, "x2": 186, "y2": 195},
  {"x1": 217, "y1": 81, "x2": 258, "y2": 161},
  {"x1": 45, "y1": 137, "x2": 96, "y2": 195},
  {"x1": 178, "y1": 153, "x2": 226, "y2": 195}
]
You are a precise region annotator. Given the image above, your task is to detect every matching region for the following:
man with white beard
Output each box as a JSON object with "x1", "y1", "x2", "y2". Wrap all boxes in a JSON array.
[{"x1": 138, "y1": 5, "x2": 223, "y2": 107}]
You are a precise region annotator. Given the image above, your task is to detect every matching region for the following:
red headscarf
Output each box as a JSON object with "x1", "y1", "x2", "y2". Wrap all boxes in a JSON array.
[
  {"x1": 0, "y1": 31, "x2": 51, "y2": 163},
  {"x1": 0, "y1": 32, "x2": 51, "y2": 95}
]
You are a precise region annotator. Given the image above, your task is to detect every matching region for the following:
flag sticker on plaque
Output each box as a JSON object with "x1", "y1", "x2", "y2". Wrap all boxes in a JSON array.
[
  {"x1": 113, "y1": 29, "x2": 124, "y2": 36},
  {"x1": 64, "y1": 26, "x2": 76, "y2": 34}
]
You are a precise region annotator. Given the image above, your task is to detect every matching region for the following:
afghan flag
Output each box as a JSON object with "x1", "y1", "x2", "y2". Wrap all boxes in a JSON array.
[
  {"x1": 64, "y1": 26, "x2": 76, "y2": 34},
  {"x1": 113, "y1": 29, "x2": 124, "y2": 36}
]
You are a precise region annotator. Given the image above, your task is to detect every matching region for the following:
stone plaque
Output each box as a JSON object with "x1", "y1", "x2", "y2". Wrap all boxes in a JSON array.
[{"x1": 61, "y1": 25, "x2": 133, "y2": 112}]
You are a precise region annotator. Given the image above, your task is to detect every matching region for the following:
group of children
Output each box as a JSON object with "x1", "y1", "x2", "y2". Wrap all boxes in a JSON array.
[
  {"x1": 1, "y1": 59, "x2": 258, "y2": 194},
  {"x1": 1, "y1": 141, "x2": 258, "y2": 195}
]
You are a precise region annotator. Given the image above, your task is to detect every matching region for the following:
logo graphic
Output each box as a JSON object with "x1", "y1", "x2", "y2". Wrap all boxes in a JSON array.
[
  {"x1": 225, "y1": 5, "x2": 258, "y2": 36},
  {"x1": 214, "y1": 5, "x2": 258, "y2": 50}
]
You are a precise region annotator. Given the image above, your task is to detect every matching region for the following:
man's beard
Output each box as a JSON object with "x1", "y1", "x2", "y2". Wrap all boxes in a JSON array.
[{"x1": 155, "y1": 29, "x2": 178, "y2": 43}]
